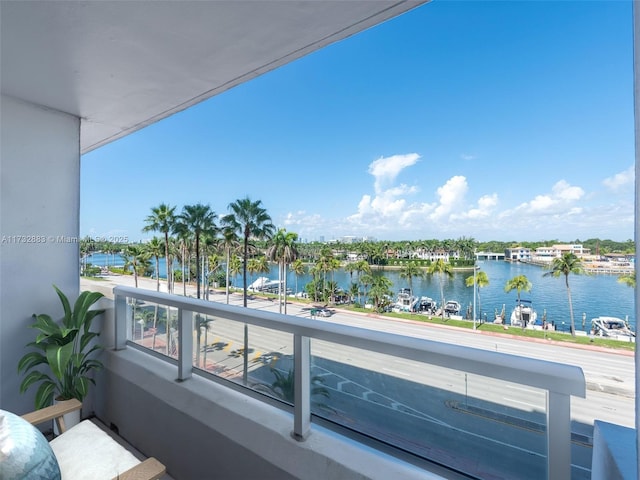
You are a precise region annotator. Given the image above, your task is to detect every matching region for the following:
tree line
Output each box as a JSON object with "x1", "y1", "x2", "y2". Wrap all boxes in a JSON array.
[{"x1": 79, "y1": 203, "x2": 635, "y2": 334}]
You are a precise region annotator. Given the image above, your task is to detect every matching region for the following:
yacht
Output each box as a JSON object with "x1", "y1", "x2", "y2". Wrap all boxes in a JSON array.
[
  {"x1": 591, "y1": 316, "x2": 635, "y2": 341},
  {"x1": 510, "y1": 300, "x2": 537, "y2": 328},
  {"x1": 444, "y1": 300, "x2": 461, "y2": 316},
  {"x1": 392, "y1": 288, "x2": 419, "y2": 313}
]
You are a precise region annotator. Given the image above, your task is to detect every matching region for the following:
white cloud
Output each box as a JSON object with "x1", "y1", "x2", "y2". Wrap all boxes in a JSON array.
[
  {"x1": 460, "y1": 153, "x2": 476, "y2": 161},
  {"x1": 603, "y1": 165, "x2": 634, "y2": 191},
  {"x1": 452, "y1": 193, "x2": 499, "y2": 220},
  {"x1": 552, "y1": 180, "x2": 584, "y2": 201},
  {"x1": 368, "y1": 153, "x2": 420, "y2": 193},
  {"x1": 528, "y1": 194, "x2": 554, "y2": 212},
  {"x1": 430, "y1": 176, "x2": 468, "y2": 220},
  {"x1": 278, "y1": 163, "x2": 633, "y2": 242},
  {"x1": 510, "y1": 180, "x2": 584, "y2": 215},
  {"x1": 283, "y1": 210, "x2": 323, "y2": 228}
]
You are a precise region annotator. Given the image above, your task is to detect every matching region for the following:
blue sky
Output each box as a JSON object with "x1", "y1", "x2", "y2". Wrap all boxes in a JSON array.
[{"x1": 81, "y1": 0, "x2": 635, "y2": 243}]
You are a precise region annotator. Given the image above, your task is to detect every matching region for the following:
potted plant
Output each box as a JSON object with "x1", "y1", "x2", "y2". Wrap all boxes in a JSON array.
[{"x1": 18, "y1": 285, "x2": 105, "y2": 419}]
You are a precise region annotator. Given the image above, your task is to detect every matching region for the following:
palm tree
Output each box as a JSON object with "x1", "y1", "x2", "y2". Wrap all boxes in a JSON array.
[
  {"x1": 223, "y1": 197, "x2": 274, "y2": 307},
  {"x1": 207, "y1": 252, "x2": 222, "y2": 294},
  {"x1": 251, "y1": 256, "x2": 270, "y2": 277},
  {"x1": 326, "y1": 258, "x2": 341, "y2": 304},
  {"x1": 228, "y1": 254, "x2": 242, "y2": 292},
  {"x1": 618, "y1": 271, "x2": 636, "y2": 288},
  {"x1": 143, "y1": 203, "x2": 177, "y2": 293},
  {"x1": 145, "y1": 237, "x2": 164, "y2": 292},
  {"x1": 427, "y1": 259, "x2": 453, "y2": 319},
  {"x1": 178, "y1": 204, "x2": 217, "y2": 299},
  {"x1": 543, "y1": 253, "x2": 584, "y2": 336},
  {"x1": 399, "y1": 262, "x2": 424, "y2": 298},
  {"x1": 354, "y1": 259, "x2": 371, "y2": 305},
  {"x1": 122, "y1": 244, "x2": 150, "y2": 288},
  {"x1": 201, "y1": 233, "x2": 218, "y2": 300},
  {"x1": 346, "y1": 262, "x2": 357, "y2": 283},
  {"x1": 465, "y1": 270, "x2": 489, "y2": 321},
  {"x1": 173, "y1": 221, "x2": 192, "y2": 296},
  {"x1": 266, "y1": 229, "x2": 299, "y2": 314},
  {"x1": 230, "y1": 182, "x2": 272, "y2": 386},
  {"x1": 308, "y1": 263, "x2": 322, "y2": 302},
  {"x1": 368, "y1": 275, "x2": 393, "y2": 312},
  {"x1": 315, "y1": 246, "x2": 333, "y2": 289},
  {"x1": 504, "y1": 274, "x2": 532, "y2": 328},
  {"x1": 290, "y1": 259, "x2": 305, "y2": 298},
  {"x1": 219, "y1": 225, "x2": 240, "y2": 304},
  {"x1": 349, "y1": 282, "x2": 360, "y2": 305},
  {"x1": 144, "y1": 238, "x2": 164, "y2": 341},
  {"x1": 314, "y1": 246, "x2": 340, "y2": 303},
  {"x1": 360, "y1": 273, "x2": 374, "y2": 306}
]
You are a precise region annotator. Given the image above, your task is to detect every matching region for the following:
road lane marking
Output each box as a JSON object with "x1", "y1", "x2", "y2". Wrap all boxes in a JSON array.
[
  {"x1": 393, "y1": 359, "x2": 419, "y2": 367},
  {"x1": 382, "y1": 367, "x2": 411, "y2": 377}
]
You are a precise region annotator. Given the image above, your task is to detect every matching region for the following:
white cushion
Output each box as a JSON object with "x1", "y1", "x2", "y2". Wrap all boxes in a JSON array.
[{"x1": 50, "y1": 420, "x2": 140, "y2": 480}]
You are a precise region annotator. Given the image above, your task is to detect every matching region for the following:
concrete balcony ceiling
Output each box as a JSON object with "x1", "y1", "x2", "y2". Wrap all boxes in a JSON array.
[{"x1": 1, "y1": 0, "x2": 425, "y2": 154}]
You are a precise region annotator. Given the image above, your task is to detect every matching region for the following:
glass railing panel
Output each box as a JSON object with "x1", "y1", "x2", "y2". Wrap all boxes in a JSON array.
[
  {"x1": 192, "y1": 316, "x2": 294, "y2": 394},
  {"x1": 113, "y1": 285, "x2": 585, "y2": 480},
  {"x1": 310, "y1": 340, "x2": 551, "y2": 480},
  {"x1": 128, "y1": 300, "x2": 179, "y2": 360}
]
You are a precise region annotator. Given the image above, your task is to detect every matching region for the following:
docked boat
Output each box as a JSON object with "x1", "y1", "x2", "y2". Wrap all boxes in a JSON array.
[
  {"x1": 591, "y1": 316, "x2": 635, "y2": 341},
  {"x1": 392, "y1": 288, "x2": 419, "y2": 313},
  {"x1": 418, "y1": 296, "x2": 437, "y2": 314},
  {"x1": 248, "y1": 276, "x2": 282, "y2": 293},
  {"x1": 510, "y1": 300, "x2": 537, "y2": 328},
  {"x1": 444, "y1": 300, "x2": 461, "y2": 316}
]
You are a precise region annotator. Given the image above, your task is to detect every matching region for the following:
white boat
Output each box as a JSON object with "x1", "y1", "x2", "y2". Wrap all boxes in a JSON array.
[
  {"x1": 392, "y1": 289, "x2": 419, "y2": 312},
  {"x1": 444, "y1": 300, "x2": 461, "y2": 316},
  {"x1": 418, "y1": 296, "x2": 437, "y2": 314},
  {"x1": 248, "y1": 277, "x2": 282, "y2": 292},
  {"x1": 591, "y1": 316, "x2": 635, "y2": 341},
  {"x1": 510, "y1": 300, "x2": 538, "y2": 328}
]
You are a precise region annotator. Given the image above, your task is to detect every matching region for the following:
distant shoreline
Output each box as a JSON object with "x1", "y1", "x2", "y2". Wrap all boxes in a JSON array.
[{"x1": 368, "y1": 264, "x2": 476, "y2": 272}]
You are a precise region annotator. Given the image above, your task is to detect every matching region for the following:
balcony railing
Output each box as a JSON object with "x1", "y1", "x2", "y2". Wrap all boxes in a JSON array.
[{"x1": 113, "y1": 285, "x2": 586, "y2": 479}]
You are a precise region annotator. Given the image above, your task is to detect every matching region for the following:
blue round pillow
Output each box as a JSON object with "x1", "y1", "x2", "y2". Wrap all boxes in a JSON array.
[{"x1": 0, "y1": 409, "x2": 61, "y2": 480}]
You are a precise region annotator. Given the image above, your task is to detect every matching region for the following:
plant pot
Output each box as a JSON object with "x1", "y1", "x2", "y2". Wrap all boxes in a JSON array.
[{"x1": 53, "y1": 398, "x2": 81, "y2": 436}]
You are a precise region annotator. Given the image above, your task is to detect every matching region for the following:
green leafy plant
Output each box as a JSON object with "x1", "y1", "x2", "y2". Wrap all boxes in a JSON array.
[{"x1": 18, "y1": 285, "x2": 105, "y2": 409}]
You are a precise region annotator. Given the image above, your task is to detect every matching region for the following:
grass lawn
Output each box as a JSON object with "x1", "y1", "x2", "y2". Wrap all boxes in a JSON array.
[
  {"x1": 344, "y1": 306, "x2": 636, "y2": 352},
  {"x1": 195, "y1": 287, "x2": 637, "y2": 352}
]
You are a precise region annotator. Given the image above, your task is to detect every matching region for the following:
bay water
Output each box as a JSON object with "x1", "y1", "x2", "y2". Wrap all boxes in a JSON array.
[{"x1": 86, "y1": 253, "x2": 635, "y2": 331}]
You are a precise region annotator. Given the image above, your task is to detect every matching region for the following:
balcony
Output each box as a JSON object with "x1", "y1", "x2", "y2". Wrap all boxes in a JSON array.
[
  {"x1": 1, "y1": 2, "x2": 637, "y2": 479},
  {"x1": 86, "y1": 284, "x2": 591, "y2": 479}
]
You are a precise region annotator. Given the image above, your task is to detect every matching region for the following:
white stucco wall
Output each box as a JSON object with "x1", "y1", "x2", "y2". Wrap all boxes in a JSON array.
[{"x1": 0, "y1": 94, "x2": 80, "y2": 413}]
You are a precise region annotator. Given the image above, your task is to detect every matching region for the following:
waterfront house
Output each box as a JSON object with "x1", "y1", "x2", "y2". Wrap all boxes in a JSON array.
[
  {"x1": 533, "y1": 244, "x2": 591, "y2": 263},
  {"x1": 505, "y1": 246, "x2": 532, "y2": 262},
  {"x1": 1, "y1": 2, "x2": 637, "y2": 479}
]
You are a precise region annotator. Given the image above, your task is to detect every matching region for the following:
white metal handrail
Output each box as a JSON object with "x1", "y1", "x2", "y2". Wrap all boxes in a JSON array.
[{"x1": 113, "y1": 285, "x2": 586, "y2": 479}]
